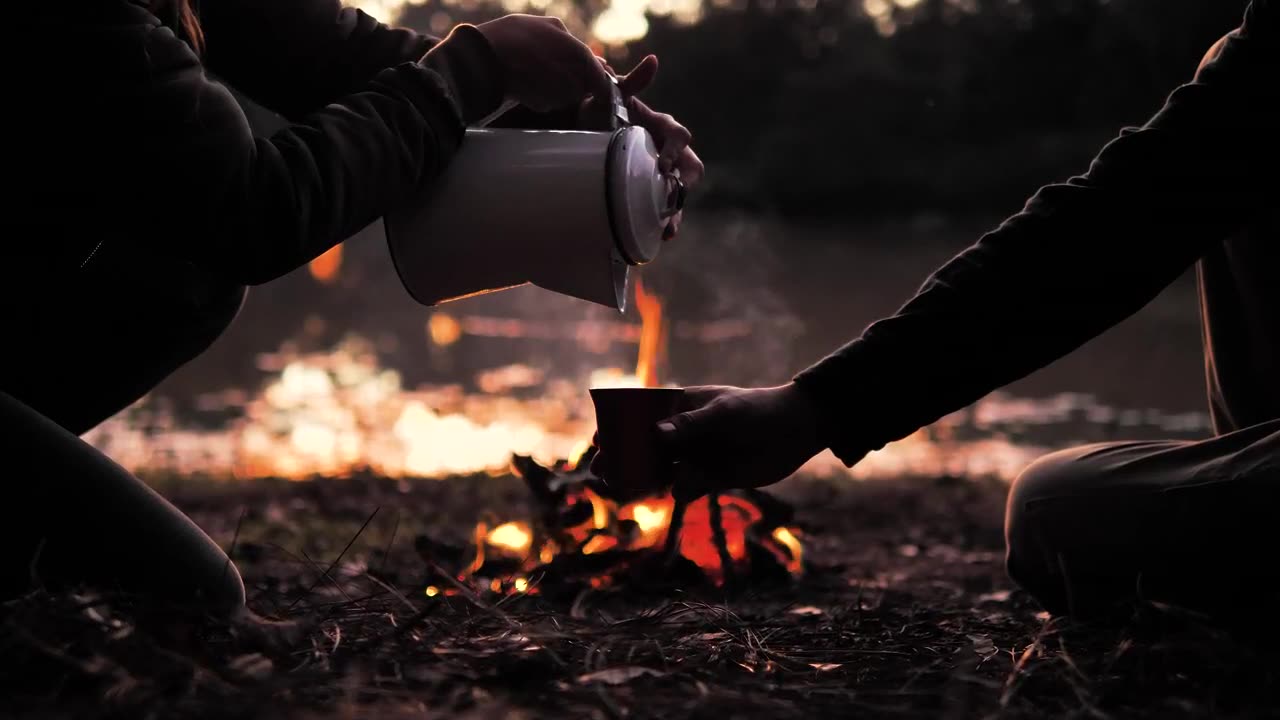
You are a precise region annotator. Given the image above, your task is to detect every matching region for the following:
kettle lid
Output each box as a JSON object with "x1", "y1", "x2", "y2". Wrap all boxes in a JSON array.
[{"x1": 607, "y1": 126, "x2": 683, "y2": 265}]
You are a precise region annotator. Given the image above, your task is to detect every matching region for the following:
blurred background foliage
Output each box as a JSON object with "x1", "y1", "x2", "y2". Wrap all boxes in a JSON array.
[{"x1": 369, "y1": 0, "x2": 1252, "y2": 219}]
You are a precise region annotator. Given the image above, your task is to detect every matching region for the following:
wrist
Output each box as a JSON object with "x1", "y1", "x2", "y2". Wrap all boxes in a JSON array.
[
  {"x1": 419, "y1": 24, "x2": 506, "y2": 125},
  {"x1": 779, "y1": 381, "x2": 826, "y2": 457}
]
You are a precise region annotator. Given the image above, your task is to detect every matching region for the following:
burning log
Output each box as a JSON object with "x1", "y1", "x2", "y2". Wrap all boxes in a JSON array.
[{"x1": 415, "y1": 448, "x2": 804, "y2": 600}]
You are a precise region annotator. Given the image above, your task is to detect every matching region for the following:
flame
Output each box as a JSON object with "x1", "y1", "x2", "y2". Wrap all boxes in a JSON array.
[
  {"x1": 581, "y1": 535, "x2": 616, "y2": 555},
  {"x1": 308, "y1": 245, "x2": 343, "y2": 284},
  {"x1": 771, "y1": 527, "x2": 804, "y2": 575},
  {"x1": 633, "y1": 278, "x2": 665, "y2": 388},
  {"x1": 487, "y1": 522, "x2": 533, "y2": 554},
  {"x1": 468, "y1": 521, "x2": 487, "y2": 575},
  {"x1": 585, "y1": 488, "x2": 610, "y2": 531},
  {"x1": 627, "y1": 502, "x2": 670, "y2": 538},
  {"x1": 567, "y1": 439, "x2": 594, "y2": 469}
]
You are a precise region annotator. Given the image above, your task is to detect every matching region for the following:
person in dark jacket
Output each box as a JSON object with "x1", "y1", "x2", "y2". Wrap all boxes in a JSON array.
[
  {"x1": 1, "y1": 0, "x2": 700, "y2": 618},
  {"x1": 596, "y1": 0, "x2": 1277, "y2": 619}
]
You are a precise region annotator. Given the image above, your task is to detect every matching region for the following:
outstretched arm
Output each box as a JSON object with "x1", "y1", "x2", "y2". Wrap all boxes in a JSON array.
[
  {"x1": 793, "y1": 6, "x2": 1277, "y2": 467},
  {"x1": 616, "y1": 2, "x2": 1276, "y2": 499}
]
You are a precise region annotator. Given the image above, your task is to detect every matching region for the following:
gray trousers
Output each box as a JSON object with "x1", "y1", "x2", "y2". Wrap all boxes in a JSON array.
[
  {"x1": 1005, "y1": 220, "x2": 1279, "y2": 618},
  {"x1": 1004, "y1": 420, "x2": 1279, "y2": 618}
]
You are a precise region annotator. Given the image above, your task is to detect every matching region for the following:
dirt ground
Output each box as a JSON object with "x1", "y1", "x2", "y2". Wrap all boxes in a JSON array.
[{"x1": 3, "y1": 472, "x2": 1277, "y2": 719}]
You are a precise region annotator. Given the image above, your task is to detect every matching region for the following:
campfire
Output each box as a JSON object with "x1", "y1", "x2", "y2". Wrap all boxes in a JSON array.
[{"x1": 415, "y1": 279, "x2": 806, "y2": 597}]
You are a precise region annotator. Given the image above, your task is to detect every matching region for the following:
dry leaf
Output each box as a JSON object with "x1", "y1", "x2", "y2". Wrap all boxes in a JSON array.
[
  {"x1": 809, "y1": 663, "x2": 843, "y2": 672},
  {"x1": 576, "y1": 666, "x2": 662, "y2": 685},
  {"x1": 227, "y1": 653, "x2": 274, "y2": 681},
  {"x1": 697, "y1": 631, "x2": 729, "y2": 641},
  {"x1": 977, "y1": 590, "x2": 1012, "y2": 603},
  {"x1": 967, "y1": 634, "x2": 998, "y2": 659},
  {"x1": 788, "y1": 606, "x2": 825, "y2": 617}
]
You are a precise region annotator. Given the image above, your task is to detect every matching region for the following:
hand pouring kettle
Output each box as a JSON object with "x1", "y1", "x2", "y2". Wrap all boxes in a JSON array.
[{"x1": 384, "y1": 80, "x2": 684, "y2": 313}]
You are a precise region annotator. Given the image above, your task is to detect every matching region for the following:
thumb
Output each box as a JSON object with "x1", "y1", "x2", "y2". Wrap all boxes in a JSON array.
[
  {"x1": 617, "y1": 54, "x2": 658, "y2": 96},
  {"x1": 655, "y1": 406, "x2": 712, "y2": 461}
]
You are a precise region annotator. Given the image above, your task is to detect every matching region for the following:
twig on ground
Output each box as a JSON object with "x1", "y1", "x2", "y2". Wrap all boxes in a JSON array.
[
  {"x1": 285, "y1": 508, "x2": 380, "y2": 615},
  {"x1": 708, "y1": 494, "x2": 736, "y2": 589}
]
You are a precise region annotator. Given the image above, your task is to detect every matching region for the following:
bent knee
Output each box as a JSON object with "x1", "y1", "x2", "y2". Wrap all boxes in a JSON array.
[
  {"x1": 1003, "y1": 445, "x2": 1111, "y2": 592},
  {"x1": 210, "y1": 560, "x2": 248, "y2": 619},
  {"x1": 1005, "y1": 446, "x2": 1096, "y2": 528}
]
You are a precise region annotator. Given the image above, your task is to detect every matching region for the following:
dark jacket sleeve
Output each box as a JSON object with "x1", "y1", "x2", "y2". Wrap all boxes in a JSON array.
[
  {"x1": 200, "y1": 0, "x2": 456, "y2": 120},
  {"x1": 792, "y1": 1, "x2": 1278, "y2": 467},
  {"x1": 133, "y1": 21, "x2": 503, "y2": 285}
]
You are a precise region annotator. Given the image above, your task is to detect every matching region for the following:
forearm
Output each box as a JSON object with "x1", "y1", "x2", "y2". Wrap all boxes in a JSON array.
[
  {"x1": 792, "y1": 191, "x2": 1217, "y2": 464},
  {"x1": 141, "y1": 24, "x2": 503, "y2": 284},
  {"x1": 201, "y1": 0, "x2": 440, "y2": 118}
]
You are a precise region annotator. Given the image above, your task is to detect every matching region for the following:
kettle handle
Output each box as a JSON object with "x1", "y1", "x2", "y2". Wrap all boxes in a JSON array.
[
  {"x1": 473, "y1": 98, "x2": 521, "y2": 129},
  {"x1": 661, "y1": 172, "x2": 686, "y2": 220}
]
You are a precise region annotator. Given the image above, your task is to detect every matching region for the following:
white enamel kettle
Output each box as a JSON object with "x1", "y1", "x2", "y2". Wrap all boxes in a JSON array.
[{"x1": 384, "y1": 80, "x2": 685, "y2": 313}]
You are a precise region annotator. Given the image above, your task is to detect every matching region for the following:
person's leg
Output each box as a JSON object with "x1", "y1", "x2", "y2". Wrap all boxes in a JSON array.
[
  {"x1": 5, "y1": 281, "x2": 248, "y2": 435},
  {"x1": 1, "y1": 389, "x2": 245, "y2": 616},
  {"x1": 0, "y1": 276, "x2": 249, "y2": 614},
  {"x1": 1004, "y1": 419, "x2": 1279, "y2": 619}
]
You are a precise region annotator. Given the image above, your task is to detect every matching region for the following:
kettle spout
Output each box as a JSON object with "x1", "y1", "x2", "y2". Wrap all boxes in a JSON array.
[{"x1": 530, "y1": 248, "x2": 631, "y2": 313}]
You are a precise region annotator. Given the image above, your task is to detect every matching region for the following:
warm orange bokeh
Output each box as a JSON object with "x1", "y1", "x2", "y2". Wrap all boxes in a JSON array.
[{"x1": 308, "y1": 245, "x2": 343, "y2": 284}]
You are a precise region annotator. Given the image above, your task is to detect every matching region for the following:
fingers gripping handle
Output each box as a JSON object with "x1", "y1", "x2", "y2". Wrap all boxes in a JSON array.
[{"x1": 662, "y1": 172, "x2": 686, "y2": 219}]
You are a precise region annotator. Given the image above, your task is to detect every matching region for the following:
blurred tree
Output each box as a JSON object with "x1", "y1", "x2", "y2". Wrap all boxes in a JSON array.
[{"x1": 392, "y1": 0, "x2": 1250, "y2": 220}]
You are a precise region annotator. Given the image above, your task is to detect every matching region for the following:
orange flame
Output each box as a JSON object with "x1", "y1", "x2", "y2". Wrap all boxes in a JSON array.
[
  {"x1": 633, "y1": 278, "x2": 665, "y2": 388},
  {"x1": 308, "y1": 245, "x2": 343, "y2": 284}
]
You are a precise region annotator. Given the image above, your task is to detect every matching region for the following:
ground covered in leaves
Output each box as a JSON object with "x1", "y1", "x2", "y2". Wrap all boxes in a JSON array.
[{"x1": 3, "y1": 473, "x2": 1277, "y2": 719}]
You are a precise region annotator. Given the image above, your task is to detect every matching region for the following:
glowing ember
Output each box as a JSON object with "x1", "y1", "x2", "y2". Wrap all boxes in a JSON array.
[
  {"x1": 581, "y1": 535, "x2": 616, "y2": 555},
  {"x1": 486, "y1": 522, "x2": 533, "y2": 554},
  {"x1": 449, "y1": 470, "x2": 804, "y2": 592},
  {"x1": 624, "y1": 502, "x2": 670, "y2": 541},
  {"x1": 771, "y1": 527, "x2": 804, "y2": 575}
]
